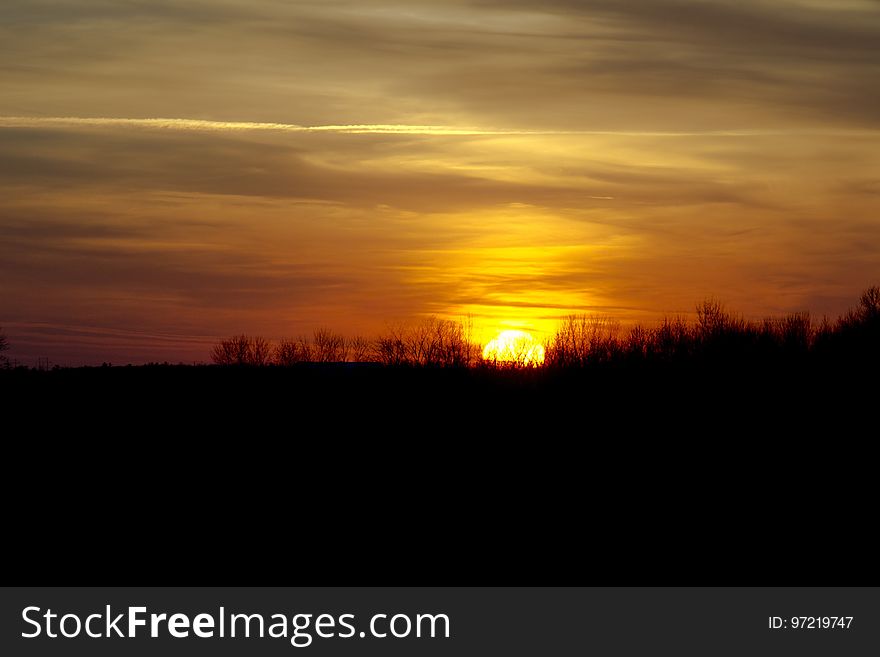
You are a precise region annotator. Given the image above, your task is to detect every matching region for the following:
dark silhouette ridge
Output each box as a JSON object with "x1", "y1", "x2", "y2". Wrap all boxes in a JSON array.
[
  {"x1": 3, "y1": 285, "x2": 879, "y2": 438},
  {"x1": 7, "y1": 293, "x2": 877, "y2": 585}
]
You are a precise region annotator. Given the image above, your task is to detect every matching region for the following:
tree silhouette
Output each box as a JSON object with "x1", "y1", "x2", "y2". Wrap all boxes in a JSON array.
[
  {"x1": 831, "y1": 285, "x2": 880, "y2": 360},
  {"x1": 346, "y1": 335, "x2": 372, "y2": 363},
  {"x1": 545, "y1": 315, "x2": 620, "y2": 367},
  {"x1": 274, "y1": 331, "x2": 374, "y2": 364},
  {"x1": 0, "y1": 327, "x2": 8, "y2": 365},
  {"x1": 375, "y1": 317, "x2": 476, "y2": 366},
  {"x1": 275, "y1": 336, "x2": 312, "y2": 365},
  {"x1": 312, "y1": 328, "x2": 347, "y2": 362},
  {"x1": 249, "y1": 336, "x2": 272, "y2": 365},
  {"x1": 211, "y1": 334, "x2": 272, "y2": 366},
  {"x1": 203, "y1": 285, "x2": 880, "y2": 370},
  {"x1": 855, "y1": 285, "x2": 880, "y2": 323}
]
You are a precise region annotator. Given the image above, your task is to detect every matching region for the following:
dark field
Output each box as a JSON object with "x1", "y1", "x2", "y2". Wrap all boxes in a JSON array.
[
  {"x1": 6, "y1": 331, "x2": 876, "y2": 583},
  {"x1": 3, "y1": 355, "x2": 875, "y2": 437}
]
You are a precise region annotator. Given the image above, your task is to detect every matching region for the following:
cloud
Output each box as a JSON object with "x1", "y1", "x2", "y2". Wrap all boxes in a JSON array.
[
  {"x1": 0, "y1": 116, "x2": 559, "y2": 134},
  {"x1": 2, "y1": 121, "x2": 809, "y2": 217},
  {"x1": 8, "y1": 116, "x2": 875, "y2": 136},
  {"x1": 2, "y1": 1, "x2": 877, "y2": 130}
]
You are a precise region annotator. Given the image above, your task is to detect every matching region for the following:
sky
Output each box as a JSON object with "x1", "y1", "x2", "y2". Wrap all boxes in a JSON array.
[{"x1": 1, "y1": 0, "x2": 879, "y2": 364}]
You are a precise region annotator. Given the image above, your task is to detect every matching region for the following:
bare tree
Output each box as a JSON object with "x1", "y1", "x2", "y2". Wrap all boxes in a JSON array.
[
  {"x1": 275, "y1": 336, "x2": 313, "y2": 365},
  {"x1": 212, "y1": 334, "x2": 248, "y2": 365},
  {"x1": 211, "y1": 334, "x2": 272, "y2": 366},
  {"x1": 858, "y1": 285, "x2": 880, "y2": 321},
  {"x1": 0, "y1": 327, "x2": 8, "y2": 365},
  {"x1": 761, "y1": 312, "x2": 813, "y2": 351},
  {"x1": 836, "y1": 285, "x2": 880, "y2": 345},
  {"x1": 650, "y1": 315, "x2": 693, "y2": 361},
  {"x1": 249, "y1": 336, "x2": 272, "y2": 366},
  {"x1": 545, "y1": 315, "x2": 620, "y2": 367},
  {"x1": 695, "y1": 299, "x2": 747, "y2": 339},
  {"x1": 427, "y1": 316, "x2": 475, "y2": 366},
  {"x1": 626, "y1": 325, "x2": 651, "y2": 358},
  {"x1": 346, "y1": 335, "x2": 372, "y2": 363},
  {"x1": 312, "y1": 328, "x2": 347, "y2": 362},
  {"x1": 374, "y1": 324, "x2": 409, "y2": 366},
  {"x1": 374, "y1": 317, "x2": 477, "y2": 367}
]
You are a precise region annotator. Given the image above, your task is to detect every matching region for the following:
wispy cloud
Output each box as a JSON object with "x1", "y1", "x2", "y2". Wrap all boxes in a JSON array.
[
  {"x1": 2, "y1": 116, "x2": 877, "y2": 137},
  {"x1": 3, "y1": 1, "x2": 878, "y2": 131},
  {"x1": 0, "y1": 116, "x2": 551, "y2": 135}
]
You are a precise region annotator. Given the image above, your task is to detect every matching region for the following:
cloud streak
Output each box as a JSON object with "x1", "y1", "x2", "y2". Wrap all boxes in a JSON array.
[
  {"x1": 2, "y1": 116, "x2": 877, "y2": 137},
  {"x1": 0, "y1": 116, "x2": 537, "y2": 135}
]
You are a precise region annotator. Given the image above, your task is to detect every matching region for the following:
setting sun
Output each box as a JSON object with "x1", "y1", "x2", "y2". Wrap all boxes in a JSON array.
[{"x1": 482, "y1": 330, "x2": 546, "y2": 366}]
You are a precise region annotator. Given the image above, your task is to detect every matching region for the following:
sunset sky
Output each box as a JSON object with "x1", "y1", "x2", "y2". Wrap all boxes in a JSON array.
[{"x1": 2, "y1": 0, "x2": 879, "y2": 364}]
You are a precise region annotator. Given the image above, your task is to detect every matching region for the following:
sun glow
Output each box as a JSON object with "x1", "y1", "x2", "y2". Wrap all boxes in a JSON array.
[{"x1": 482, "y1": 329, "x2": 546, "y2": 366}]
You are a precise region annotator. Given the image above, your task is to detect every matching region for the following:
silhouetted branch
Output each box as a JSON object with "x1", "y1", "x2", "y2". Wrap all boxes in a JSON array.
[
  {"x1": 0, "y1": 327, "x2": 8, "y2": 366},
  {"x1": 211, "y1": 334, "x2": 272, "y2": 366}
]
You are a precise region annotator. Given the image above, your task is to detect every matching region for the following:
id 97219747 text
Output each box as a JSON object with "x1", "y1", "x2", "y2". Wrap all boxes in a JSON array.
[{"x1": 769, "y1": 617, "x2": 854, "y2": 630}]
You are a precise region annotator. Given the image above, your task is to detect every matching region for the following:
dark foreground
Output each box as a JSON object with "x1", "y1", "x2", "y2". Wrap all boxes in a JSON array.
[
  {"x1": 5, "y1": 360, "x2": 877, "y2": 584},
  {"x1": 3, "y1": 359, "x2": 876, "y2": 435}
]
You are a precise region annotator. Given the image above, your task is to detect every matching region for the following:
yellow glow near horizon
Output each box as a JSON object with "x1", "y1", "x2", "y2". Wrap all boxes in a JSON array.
[{"x1": 482, "y1": 330, "x2": 546, "y2": 366}]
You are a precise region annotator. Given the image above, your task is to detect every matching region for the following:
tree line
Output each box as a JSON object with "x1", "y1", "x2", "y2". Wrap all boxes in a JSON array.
[
  {"x1": 211, "y1": 317, "x2": 479, "y2": 367},
  {"x1": 0, "y1": 326, "x2": 8, "y2": 366},
  {"x1": 210, "y1": 285, "x2": 880, "y2": 368}
]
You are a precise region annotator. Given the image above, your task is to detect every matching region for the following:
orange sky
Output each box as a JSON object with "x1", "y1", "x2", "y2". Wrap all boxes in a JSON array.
[{"x1": 1, "y1": 0, "x2": 879, "y2": 364}]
